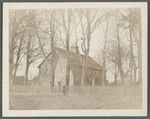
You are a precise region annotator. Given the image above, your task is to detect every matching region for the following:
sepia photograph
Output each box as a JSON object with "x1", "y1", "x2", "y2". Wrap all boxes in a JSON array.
[{"x1": 3, "y1": 2, "x2": 147, "y2": 117}]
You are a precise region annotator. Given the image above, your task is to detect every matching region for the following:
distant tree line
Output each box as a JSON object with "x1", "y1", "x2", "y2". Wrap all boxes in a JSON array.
[{"x1": 95, "y1": 8, "x2": 142, "y2": 86}]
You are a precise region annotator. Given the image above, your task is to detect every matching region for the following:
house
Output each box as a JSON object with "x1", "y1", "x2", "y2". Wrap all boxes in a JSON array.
[{"x1": 37, "y1": 47, "x2": 103, "y2": 87}]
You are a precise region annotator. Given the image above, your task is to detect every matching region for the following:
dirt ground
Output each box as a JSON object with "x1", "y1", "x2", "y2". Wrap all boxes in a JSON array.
[{"x1": 9, "y1": 93, "x2": 142, "y2": 110}]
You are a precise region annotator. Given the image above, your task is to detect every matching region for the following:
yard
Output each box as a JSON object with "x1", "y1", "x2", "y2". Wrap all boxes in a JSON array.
[{"x1": 9, "y1": 86, "x2": 142, "y2": 110}]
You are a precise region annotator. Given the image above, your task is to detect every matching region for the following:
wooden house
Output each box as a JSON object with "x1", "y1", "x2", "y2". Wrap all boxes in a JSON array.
[{"x1": 37, "y1": 47, "x2": 103, "y2": 87}]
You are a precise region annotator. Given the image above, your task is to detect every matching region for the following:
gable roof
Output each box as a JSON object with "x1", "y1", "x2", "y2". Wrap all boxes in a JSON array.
[
  {"x1": 37, "y1": 52, "x2": 51, "y2": 68},
  {"x1": 37, "y1": 47, "x2": 103, "y2": 70}
]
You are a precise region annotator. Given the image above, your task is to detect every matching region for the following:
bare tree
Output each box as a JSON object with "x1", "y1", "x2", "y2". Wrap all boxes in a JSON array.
[
  {"x1": 10, "y1": 10, "x2": 44, "y2": 86},
  {"x1": 44, "y1": 9, "x2": 60, "y2": 86},
  {"x1": 133, "y1": 55, "x2": 139, "y2": 82},
  {"x1": 119, "y1": 8, "x2": 142, "y2": 84},
  {"x1": 32, "y1": 9, "x2": 59, "y2": 87},
  {"x1": 94, "y1": 19, "x2": 110, "y2": 85},
  {"x1": 57, "y1": 9, "x2": 75, "y2": 86},
  {"x1": 24, "y1": 32, "x2": 43, "y2": 85},
  {"x1": 128, "y1": 9, "x2": 134, "y2": 84},
  {"x1": 131, "y1": 8, "x2": 142, "y2": 84},
  {"x1": 102, "y1": 19, "x2": 109, "y2": 85},
  {"x1": 77, "y1": 8, "x2": 110, "y2": 85},
  {"x1": 13, "y1": 33, "x2": 26, "y2": 80},
  {"x1": 9, "y1": 10, "x2": 27, "y2": 90},
  {"x1": 110, "y1": 62, "x2": 119, "y2": 82},
  {"x1": 108, "y1": 20, "x2": 129, "y2": 83}
]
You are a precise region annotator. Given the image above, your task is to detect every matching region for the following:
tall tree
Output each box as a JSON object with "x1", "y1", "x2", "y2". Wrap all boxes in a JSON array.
[
  {"x1": 57, "y1": 9, "x2": 75, "y2": 86},
  {"x1": 33, "y1": 9, "x2": 59, "y2": 87},
  {"x1": 9, "y1": 10, "x2": 27, "y2": 90},
  {"x1": 131, "y1": 8, "x2": 142, "y2": 84},
  {"x1": 119, "y1": 8, "x2": 142, "y2": 84},
  {"x1": 45, "y1": 9, "x2": 59, "y2": 86},
  {"x1": 12, "y1": 10, "x2": 44, "y2": 85},
  {"x1": 24, "y1": 32, "x2": 43, "y2": 85},
  {"x1": 94, "y1": 19, "x2": 110, "y2": 85},
  {"x1": 108, "y1": 19, "x2": 129, "y2": 83},
  {"x1": 13, "y1": 33, "x2": 26, "y2": 80},
  {"x1": 129, "y1": 8, "x2": 134, "y2": 83},
  {"x1": 77, "y1": 8, "x2": 110, "y2": 85},
  {"x1": 102, "y1": 19, "x2": 109, "y2": 85}
]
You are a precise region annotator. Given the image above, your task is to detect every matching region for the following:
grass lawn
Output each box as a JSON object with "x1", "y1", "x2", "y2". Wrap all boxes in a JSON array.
[{"x1": 9, "y1": 93, "x2": 142, "y2": 110}]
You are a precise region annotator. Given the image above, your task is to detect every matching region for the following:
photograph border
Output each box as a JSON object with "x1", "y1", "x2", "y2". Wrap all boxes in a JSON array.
[{"x1": 2, "y1": 2, "x2": 148, "y2": 117}]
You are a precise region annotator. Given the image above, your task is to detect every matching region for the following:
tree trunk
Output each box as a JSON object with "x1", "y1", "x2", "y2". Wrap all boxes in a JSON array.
[
  {"x1": 13, "y1": 65, "x2": 18, "y2": 82},
  {"x1": 116, "y1": 23, "x2": 125, "y2": 83},
  {"x1": 118, "y1": 62, "x2": 124, "y2": 83},
  {"x1": 9, "y1": 63, "x2": 14, "y2": 91},
  {"x1": 81, "y1": 66, "x2": 85, "y2": 85},
  {"x1": 129, "y1": 9, "x2": 133, "y2": 83},
  {"x1": 51, "y1": 65, "x2": 55, "y2": 86},
  {"x1": 25, "y1": 65, "x2": 29, "y2": 85},
  {"x1": 14, "y1": 37, "x2": 23, "y2": 80},
  {"x1": 134, "y1": 68, "x2": 137, "y2": 82},
  {"x1": 120, "y1": 65, "x2": 124, "y2": 83},
  {"x1": 138, "y1": 27, "x2": 142, "y2": 84},
  {"x1": 66, "y1": 33, "x2": 70, "y2": 86},
  {"x1": 50, "y1": 12, "x2": 56, "y2": 87},
  {"x1": 66, "y1": 62, "x2": 70, "y2": 86},
  {"x1": 50, "y1": 51, "x2": 57, "y2": 86},
  {"x1": 25, "y1": 42, "x2": 30, "y2": 85},
  {"x1": 81, "y1": 53, "x2": 88, "y2": 85},
  {"x1": 114, "y1": 63, "x2": 117, "y2": 82},
  {"x1": 103, "y1": 60, "x2": 106, "y2": 86},
  {"x1": 9, "y1": 46, "x2": 15, "y2": 91},
  {"x1": 51, "y1": 50, "x2": 55, "y2": 87},
  {"x1": 14, "y1": 65, "x2": 18, "y2": 79},
  {"x1": 115, "y1": 74, "x2": 117, "y2": 82},
  {"x1": 81, "y1": 10, "x2": 90, "y2": 86},
  {"x1": 104, "y1": 71, "x2": 106, "y2": 85},
  {"x1": 81, "y1": 61, "x2": 86, "y2": 86}
]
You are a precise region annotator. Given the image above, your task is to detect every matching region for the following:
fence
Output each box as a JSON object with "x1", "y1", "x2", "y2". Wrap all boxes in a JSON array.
[{"x1": 11, "y1": 85, "x2": 142, "y2": 96}]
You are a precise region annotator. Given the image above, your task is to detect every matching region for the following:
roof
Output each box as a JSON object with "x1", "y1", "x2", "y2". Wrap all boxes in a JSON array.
[
  {"x1": 37, "y1": 47, "x2": 103, "y2": 70},
  {"x1": 37, "y1": 52, "x2": 51, "y2": 68}
]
